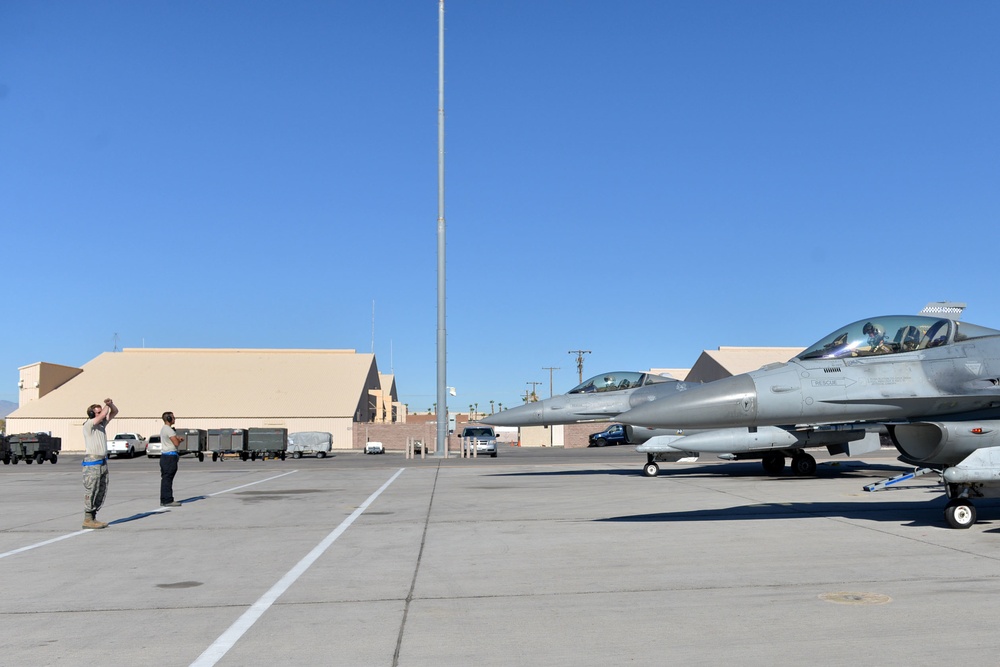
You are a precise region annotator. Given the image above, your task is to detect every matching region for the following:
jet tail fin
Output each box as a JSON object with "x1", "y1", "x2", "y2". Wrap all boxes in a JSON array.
[{"x1": 920, "y1": 301, "x2": 966, "y2": 319}]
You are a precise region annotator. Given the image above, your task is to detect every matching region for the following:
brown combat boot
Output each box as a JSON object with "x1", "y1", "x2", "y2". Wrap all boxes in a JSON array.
[{"x1": 83, "y1": 512, "x2": 108, "y2": 529}]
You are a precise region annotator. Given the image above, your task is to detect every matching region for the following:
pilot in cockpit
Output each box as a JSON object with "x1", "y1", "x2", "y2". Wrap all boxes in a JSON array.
[{"x1": 863, "y1": 321, "x2": 891, "y2": 355}]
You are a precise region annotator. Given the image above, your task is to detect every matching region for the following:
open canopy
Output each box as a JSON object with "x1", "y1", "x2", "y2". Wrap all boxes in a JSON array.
[{"x1": 797, "y1": 315, "x2": 1000, "y2": 361}]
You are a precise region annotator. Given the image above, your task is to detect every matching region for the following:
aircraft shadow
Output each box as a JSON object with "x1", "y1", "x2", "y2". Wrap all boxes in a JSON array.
[
  {"x1": 490, "y1": 460, "x2": 913, "y2": 480},
  {"x1": 595, "y1": 498, "x2": 1000, "y2": 528}
]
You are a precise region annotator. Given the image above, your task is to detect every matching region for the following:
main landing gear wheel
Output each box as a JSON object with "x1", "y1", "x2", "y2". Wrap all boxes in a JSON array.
[
  {"x1": 761, "y1": 453, "x2": 785, "y2": 476},
  {"x1": 944, "y1": 499, "x2": 977, "y2": 529},
  {"x1": 791, "y1": 453, "x2": 817, "y2": 476},
  {"x1": 642, "y1": 461, "x2": 660, "y2": 477}
]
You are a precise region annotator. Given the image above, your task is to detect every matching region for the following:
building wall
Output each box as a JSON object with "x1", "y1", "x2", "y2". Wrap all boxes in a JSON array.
[{"x1": 18, "y1": 362, "x2": 83, "y2": 406}]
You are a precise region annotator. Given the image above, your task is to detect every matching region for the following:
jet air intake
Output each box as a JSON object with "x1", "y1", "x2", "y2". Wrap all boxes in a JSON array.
[{"x1": 889, "y1": 421, "x2": 1000, "y2": 465}]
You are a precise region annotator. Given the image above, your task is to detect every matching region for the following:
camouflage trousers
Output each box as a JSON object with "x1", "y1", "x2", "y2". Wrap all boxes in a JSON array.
[{"x1": 83, "y1": 460, "x2": 109, "y2": 515}]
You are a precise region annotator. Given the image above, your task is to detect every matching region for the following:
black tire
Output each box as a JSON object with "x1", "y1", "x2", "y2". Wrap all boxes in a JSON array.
[
  {"x1": 251, "y1": 451, "x2": 257, "y2": 461},
  {"x1": 316, "y1": 452, "x2": 326, "y2": 459},
  {"x1": 642, "y1": 462, "x2": 659, "y2": 477},
  {"x1": 197, "y1": 452, "x2": 204, "y2": 462},
  {"x1": 595, "y1": 438, "x2": 607, "y2": 447},
  {"x1": 791, "y1": 453, "x2": 817, "y2": 476},
  {"x1": 50, "y1": 453, "x2": 58, "y2": 464},
  {"x1": 280, "y1": 452, "x2": 286, "y2": 461},
  {"x1": 945, "y1": 499, "x2": 976, "y2": 529},
  {"x1": 240, "y1": 451, "x2": 249, "y2": 461},
  {"x1": 212, "y1": 452, "x2": 219, "y2": 462},
  {"x1": 292, "y1": 451, "x2": 302, "y2": 459},
  {"x1": 761, "y1": 453, "x2": 785, "y2": 476},
  {"x1": 11, "y1": 456, "x2": 18, "y2": 465}
]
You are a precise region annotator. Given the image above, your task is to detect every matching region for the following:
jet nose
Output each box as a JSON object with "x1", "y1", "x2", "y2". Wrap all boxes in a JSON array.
[
  {"x1": 479, "y1": 402, "x2": 544, "y2": 427},
  {"x1": 618, "y1": 374, "x2": 758, "y2": 429}
]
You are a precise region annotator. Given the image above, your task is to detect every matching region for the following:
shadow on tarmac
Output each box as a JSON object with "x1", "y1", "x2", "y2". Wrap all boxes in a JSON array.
[
  {"x1": 109, "y1": 511, "x2": 168, "y2": 525},
  {"x1": 595, "y1": 498, "x2": 1000, "y2": 528},
  {"x1": 489, "y1": 460, "x2": 914, "y2": 480}
]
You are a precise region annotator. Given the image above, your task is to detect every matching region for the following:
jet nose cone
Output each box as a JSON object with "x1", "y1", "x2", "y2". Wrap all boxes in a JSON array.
[
  {"x1": 479, "y1": 402, "x2": 544, "y2": 427},
  {"x1": 619, "y1": 374, "x2": 758, "y2": 429}
]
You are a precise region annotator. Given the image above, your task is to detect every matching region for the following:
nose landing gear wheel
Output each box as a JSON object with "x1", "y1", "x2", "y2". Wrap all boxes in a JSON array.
[{"x1": 944, "y1": 499, "x2": 976, "y2": 529}]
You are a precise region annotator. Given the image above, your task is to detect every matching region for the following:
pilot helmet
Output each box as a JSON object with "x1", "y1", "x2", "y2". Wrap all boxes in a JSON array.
[{"x1": 863, "y1": 322, "x2": 876, "y2": 335}]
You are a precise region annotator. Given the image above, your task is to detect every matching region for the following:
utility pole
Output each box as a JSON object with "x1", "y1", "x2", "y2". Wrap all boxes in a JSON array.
[
  {"x1": 568, "y1": 350, "x2": 591, "y2": 383},
  {"x1": 542, "y1": 366, "x2": 560, "y2": 397},
  {"x1": 435, "y1": 0, "x2": 448, "y2": 457},
  {"x1": 526, "y1": 381, "x2": 542, "y2": 402}
]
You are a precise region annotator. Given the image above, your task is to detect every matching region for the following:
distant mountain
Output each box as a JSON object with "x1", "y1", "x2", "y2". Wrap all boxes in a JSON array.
[{"x1": 0, "y1": 400, "x2": 16, "y2": 418}]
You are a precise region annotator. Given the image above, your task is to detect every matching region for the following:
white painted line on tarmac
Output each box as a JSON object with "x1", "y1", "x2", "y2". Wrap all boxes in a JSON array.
[
  {"x1": 207, "y1": 470, "x2": 299, "y2": 496},
  {"x1": 0, "y1": 470, "x2": 300, "y2": 561},
  {"x1": 189, "y1": 468, "x2": 406, "y2": 667},
  {"x1": 0, "y1": 531, "x2": 90, "y2": 560}
]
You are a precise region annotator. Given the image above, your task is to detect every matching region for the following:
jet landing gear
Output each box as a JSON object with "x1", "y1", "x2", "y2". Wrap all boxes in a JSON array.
[
  {"x1": 944, "y1": 499, "x2": 977, "y2": 529},
  {"x1": 643, "y1": 454, "x2": 659, "y2": 477},
  {"x1": 791, "y1": 453, "x2": 817, "y2": 476},
  {"x1": 760, "y1": 451, "x2": 815, "y2": 476},
  {"x1": 761, "y1": 453, "x2": 785, "y2": 475}
]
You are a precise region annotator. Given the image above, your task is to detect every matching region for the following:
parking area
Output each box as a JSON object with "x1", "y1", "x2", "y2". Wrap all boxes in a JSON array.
[{"x1": 2, "y1": 446, "x2": 1000, "y2": 666}]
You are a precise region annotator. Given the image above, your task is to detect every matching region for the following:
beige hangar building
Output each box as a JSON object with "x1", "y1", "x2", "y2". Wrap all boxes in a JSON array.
[{"x1": 7, "y1": 348, "x2": 404, "y2": 453}]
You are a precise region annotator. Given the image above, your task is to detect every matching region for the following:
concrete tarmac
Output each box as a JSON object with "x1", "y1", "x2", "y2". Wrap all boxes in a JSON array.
[{"x1": 2, "y1": 445, "x2": 1000, "y2": 667}]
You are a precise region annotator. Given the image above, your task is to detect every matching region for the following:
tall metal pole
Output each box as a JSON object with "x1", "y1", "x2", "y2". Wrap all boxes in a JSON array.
[{"x1": 436, "y1": 0, "x2": 448, "y2": 456}]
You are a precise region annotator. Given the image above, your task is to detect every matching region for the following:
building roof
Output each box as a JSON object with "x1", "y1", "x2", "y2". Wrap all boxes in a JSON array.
[
  {"x1": 648, "y1": 368, "x2": 690, "y2": 381},
  {"x1": 685, "y1": 346, "x2": 805, "y2": 383},
  {"x1": 11, "y1": 348, "x2": 378, "y2": 420}
]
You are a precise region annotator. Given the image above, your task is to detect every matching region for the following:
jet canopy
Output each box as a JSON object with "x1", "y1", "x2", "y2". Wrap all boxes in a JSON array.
[
  {"x1": 797, "y1": 315, "x2": 1000, "y2": 361},
  {"x1": 567, "y1": 371, "x2": 673, "y2": 394}
]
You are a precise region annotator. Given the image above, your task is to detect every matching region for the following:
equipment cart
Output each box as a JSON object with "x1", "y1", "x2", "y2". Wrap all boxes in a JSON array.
[
  {"x1": 175, "y1": 428, "x2": 208, "y2": 462},
  {"x1": 207, "y1": 428, "x2": 249, "y2": 461},
  {"x1": 3, "y1": 433, "x2": 61, "y2": 464},
  {"x1": 247, "y1": 428, "x2": 288, "y2": 461}
]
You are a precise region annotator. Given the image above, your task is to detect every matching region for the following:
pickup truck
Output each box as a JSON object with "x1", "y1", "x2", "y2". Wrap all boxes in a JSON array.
[
  {"x1": 588, "y1": 424, "x2": 627, "y2": 447},
  {"x1": 108, "y1": 433, "x2": 147, "y2": 458}
]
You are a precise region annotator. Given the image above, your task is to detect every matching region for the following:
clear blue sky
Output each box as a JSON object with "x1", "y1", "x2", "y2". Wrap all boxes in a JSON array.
[{"x1": 2, "y1": 2, "x2": 999, "y2": 413}]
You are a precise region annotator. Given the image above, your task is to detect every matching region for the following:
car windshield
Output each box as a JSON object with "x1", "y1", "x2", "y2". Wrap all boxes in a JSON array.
[
  {"x1": 113, "y1": 434, "x2": 133, "y2": 439},
  {"x1": 464, "y1": 428, "x2": 493, "y2": 437},
  {"x1": 569, "y1": 371, "x2": 649, "y2": 394},
  {"x1": 797, "y1": 315, "x2": 1000, "y2": 360}
]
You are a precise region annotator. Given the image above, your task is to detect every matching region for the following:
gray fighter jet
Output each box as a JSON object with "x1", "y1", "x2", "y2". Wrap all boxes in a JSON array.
[
  {"x1": 482, "y1": 369, "x2": 881, "y2": 475},
  {"x1": 617, "y1": 313, "x2": 1000, "y2": 528},
  {"x1": 483, "y1": 371, "x2": 680, "y2": 427},
  {"x1": 482, "y1": 371, "x2": 704, "y2": 462}
]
